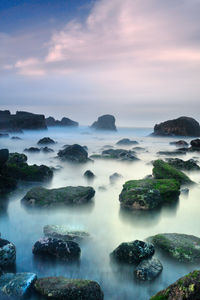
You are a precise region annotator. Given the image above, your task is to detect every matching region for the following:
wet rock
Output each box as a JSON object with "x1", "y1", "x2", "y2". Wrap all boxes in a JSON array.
[
  {"x1": 24, "y1": 147, "x2": 40, "y2": 153},
  {"x1": 91, "y1": 114, "x2": 117, "y2": 131},
  {"x1": 110, "y1": 240, "x2": 154, "y2": 264},
  {"x1": 119, "y1": 178, "x2": 180, "y2": 210},
  {"x1": 84, "y1": 170, "x2": 95, "y2": 179},
  {"x1": 150, "y1": 270, "x2": 200, "y2": 300},
  {"x1": 153, "y1": 116, "x2": 200, "y2": 137},
  {"x1": 33, "y1": 238, "x2": 81, "y2": 261},
  {"x1": 46, "y1": 116, "x2": 78, "y2": 127},
  {"x1": 40, "y1": 146, "x2": 54, "y2": 153},
  {"x1": 190, "y1": 138, "x2": 200, "y2": 152},
  {"x1": 116, "y1": 138, "x2": 138, "y2": 146},
  {"x1": 8, "y1": 152, "x2": 27, "y2": 164},
  {"x1": 0, "y1": 149, "x2": 9, "y2": 167},
  {"x1": 91, "y1": 149, "x2": 139, "y2": 161},
  {"x1": 35, "y1": 277, "x2": 104, "y2": 300},
  {"x1": 44, "y1": 225, "x2": 90, "y2": 242},
  {"x1": 0, "y1": 272, "x2": 37, "y2": 297},
  {"x1": 134, "y1": 257, "x2": 163, "y2": 281},
  {"x1": 21, "y1": 186, "x2": 95, "y2": 207},
  {"x1": 109, "y1": 173, "x2": 123, "y2": 184},
  {"x1": 58, "y1": 144, "x2": 89, "y2": 163},
  {"x1": 166, "y1": 158, "x2": 200, "y2": 171},
  {"x1": 170, "y1": 140, "x2": 189, "y2": 147},
  {"x1": 153, "y1": 160, "x2": 193, "y2": 185},
  {"x1": 148, "y1": 233, "x2": 200, "y2": 262},
  {"x1": 37, "y1": 137, "x2": 56, "y2": 145},
  {"x1": 0, "y1": 238, "x2": 16, "y2": 266}
]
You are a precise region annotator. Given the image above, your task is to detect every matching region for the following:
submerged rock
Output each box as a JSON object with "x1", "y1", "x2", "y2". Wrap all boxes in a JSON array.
[
  {"x1": 116, "y1": 138, "x2": 138, "y2": 146},
  {"x1": 37, "y1": 137, "x2": 56, "y2": 145},
  {"x1": 24, "y1": 147, "x2": 40, "y2": 153},
  {"x1": 110, "y1": 240, "x2": 154, "y2": 264},
  {"x1": 0, "y1": 238, "x2": 16, "y2": 266},
  {"x1": 35, "y1": 277, "x2": 104, "y2": 300},
  {"x1": 166, "y1": 158, "x2": 200, "y2": 171},
  {"x1": 40, "y1": 146, "x2": 54, "y2": 153},
  {"x1": 153, "y1": 160, "x2": 193, "y2": 185},
  {"x1": 44, "y1": 225, "x2": 90, "y2": 242},
  {"x1": 91, "y1": 114, "x2": 117, "y2": 131},
  {"x1": 170, "y1": 140, "x2": 189, "y2": 147},
  {"x1": 150, "y1": 270, "x2": 200, "y2": 300},
  {"x1": 109, "y1": 173, "x2": 123, "y2": 184},
  {"x1": 33, "y1": 238, "x2": 81, "y2": 261},
  {"x1": 58, "y1": 144, "x2": 89, "y2": 163},
  {"x1": 84, "y1": 170, "x2": 95, "y2": 179},
  {"x1": 157, "y1": 150, "x2": 187, "y2": 156},
  {"x1": 0, "y1": 272, "x2": 37, "y2": 298},
  {"x1": 119, "y1": 178, "x2": 180, "y2": 210},
  {"x1": 134, "y1": 257, "x2": 163, "y2": 281},
  {"x1": 11, "y1": 136, "x2": 22, "y2": 140},
  {"x1": 148, "y1": 233, "x2": 200, "y2": 262},
  {"x1": 21, "y1": 186, "x2": 95, "y2": 207},
  {"x1": 91, "y1": 149, "x2": 139, "y2": 161}
]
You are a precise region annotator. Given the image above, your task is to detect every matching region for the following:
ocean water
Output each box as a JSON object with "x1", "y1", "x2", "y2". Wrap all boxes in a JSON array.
[{"x1": 0, "y1": 126, "x2": 200, "y2": 300}]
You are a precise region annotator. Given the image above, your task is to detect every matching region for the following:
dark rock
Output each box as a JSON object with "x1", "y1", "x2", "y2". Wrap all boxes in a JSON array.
[
  {"x1": 11, "y1": 136, "x2": 22, "y2": 140},
  {"x1": 24, "y1": 147, "x2": 40, "y2": 153},
  {"x1": 170, "y1": 140, "x2": 189, "y2": 147},
  {"x1": 132, "y1": 146, "x2": 146, "y2": 152},
  {"x1": 84, "y1": 170, "x2": 95, "y2": 179},
  {"x1": 0, "y1": 149, "x2": 9, "y2": 167},
  {"x1": 37, "y1": 137, "x2": 56, "y2": 145},
  {"x1": 116, "y1": 138, "x2": 138, "y2": 146},
  {"x1": 181, "y1": 187, "x2": 189, "y2": 195},
  {"x1": 191, "y1": 139, "x2": 200, "y2": 148},
  {"x1": 0, "y1": 273, "x2": 37, "y2": 298},
  {"x1": 109, "y1": 173, "x2": 123, "y2": 184},
  {"x1": 46, "y1": 116, "x2": 78, "y2": 127},
  {"x1": 33, "y1": 238, "x2": 81, "y2": 261},
  {"x1": 8, "y1": 152, "x2": 27, "y2": 165},
  {"x1": 166, "y1": 158, "x2": 200, "y2": 171},
  {"x1": 35, "y1": 277, "x2": 104, "y2": 300},
  {"x1": 40, "y1": 146, "x2": 54, "y2": 153},
  {"x1": 0, "y1": 133, "x2": 9, "y2": 138},
  {"x1": 0, "y1": 238, "x2": 16, "y2": 266},
  {"x1": 150, "y1": 270, "x2": 200, "y2": 300},
  {"x1": 43, "y1": 225, "x2": 90, "y2": 242},
  {"x1": 157, "y1": 150, "x2": 187, "y2": 156},
  {"x1": 110, "y1": 240, "x2": 154, "y2": 264},
  {"x1": 153, "y1": 116, "x2": 200, "y2": 137},
  {"x1": 58, "y1": 144, "x2": 89, "y2": 163},
  {"x1": 91, "y1": 114, "x2": 117, "y2": 131},
  {"x1": 134, "y1": 257, "x2": 163, "y2": 281},
  {"x1": 148, "y1": 233, "x2": 200, "y2": 262},
  {"x1": 21, "y1": 186, "x2": 95, "y2": 207},
  {"x1": 90, "y1": 149, "x2": 139, "y2": 161}
]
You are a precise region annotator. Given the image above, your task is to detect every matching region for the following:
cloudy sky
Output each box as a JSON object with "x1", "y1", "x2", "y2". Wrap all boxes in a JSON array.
[{"x1": 1, "y1": 0, "x2": 200, "y2": 126}]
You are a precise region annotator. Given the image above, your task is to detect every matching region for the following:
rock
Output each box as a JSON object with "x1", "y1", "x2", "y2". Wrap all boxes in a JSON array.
[
  {"x1": 24, "y1": 147, "x2": 40, "y2": 153},
  {"x1": 91, "y1": 114, "x2": 117, "y2": 131},
  {"x1": 119, "y1": 178, "x2": 180, "y2": 210},
  {"x1": 58, "y1": 144, "x2": 89, "y2": 163},
  {"x1": 153, "y1": 160, "x2": 193, "y2": 185},
  {"x1": 90, "y1": 149, "x2": 139, "y2": 161},
  {"x1": 0, "y1": 238, "x2": 16, "y2": 266},
  {"x1": 116, "y1": 139, "x2": 138, "y2": 146},
  {"x1": 190, "y1": 138, "x2": 200, "y2": 151},
  {"x1": 43, "y1": 225, "x2": 90, "y2": 242},
  {"x1": 84, "y1": 170, "x2": 95, "y2": 179},
  {"x1": 153, "y1": 116, "x2": 200, "y2": 137},
  {"x1": 46, "y1": 116, "x2": 78, "y2": 127},
  {"x1": 170, "y1": 140, "x2": 189, "y2": 147},
  {"x1": 181, "y1": 187, "x2": 189, "y2": 195},
  {"x1": 148, "y1": 233, "x2": 200, "y2": 262},
  {"x1": 0, "y1": 149, "x2": 9, "y2": 167},
  {"x1": 8, "y1": 152, "x2": 27, "y2": 165},
  {"x1": 132, "y1": 146, "x2": 146, "y2": 152},
  {"x1": 0, "y1": 175, "x2": 17, "y2": 194},
  {"x1": 110, "y1": 240, "x2": 154, "y2": 264},
  {"x1": 157, "y1": 150, "x2": 187, "y2": 156},
  {"x1": 166, "y1": 158, "x2": 200, "y2": 171},
  {"x1": 109, "y1": 173, "x2": 123, "y2": 184},
  {"x1": 34, "y1": 277, "x2": 104, "y2": 300},
  {"x1": 0, "y1": 133, "x2": 9, "y2": 138},
  {"x1": 33, "y1": 238, "x2": 81, "y2": 261},
  {"x1": 21, "y1": 186, "x2": 95, "y2": 207},
  {"x1": 37, "y1": 137, "x2": 56, "y2": 145},
  {"x1": 134, "y1": 257, "x2": 163, "y2": 281},
  {"x1": 150, "y1": 270, "x2": 200, "y2": 300},
  {"x1": 0, "y1": 273, "x2": 37, "y2": 298},
  {"x1": 11, "y1": 136, "x2": 22, "y2": 140},
  {"x1": 40, "y1": 146, "x2": 54, "y2": 153}
]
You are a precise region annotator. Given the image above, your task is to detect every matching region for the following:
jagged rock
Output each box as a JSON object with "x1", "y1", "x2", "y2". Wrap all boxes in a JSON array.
[
  {"x1": 116, "y1": 139, "x2": 138, "y2": 146},
  {"x1": 109, "y1": 173, "x2": 123, "y2": 184},
  {"x1": 91, "y1": 115, "x2": 117, "y2": 131},
  {"x1": 46, "y1": 116, "x2": 78, "y2": 127},
  {"x1": 37, "y1": 137, "x2": 56, "y2": 145},
  {"x1": 84, "y1": 170, "x2": 95, "y2": 179},
  {"x1": 58, "y1": 144, "x2": 89, "y2": 163},
  {"x1": 43, "y1": 225, "x2": 90, "y2": 242},
  {"x1": 166, "y1": 158, "x2": 200, "y2": 171},
  {"x1": 134, "y1": 257, "x2": 163, "y2": 281},
  {"x1": 0, "y1": 238, "x2": 16, "y2": 266}
]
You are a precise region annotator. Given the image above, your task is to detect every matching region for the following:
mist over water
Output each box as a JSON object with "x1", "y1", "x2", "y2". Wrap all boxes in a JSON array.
[{"x1": 1, "y1": 126, "x2": 200, "y2": 300}]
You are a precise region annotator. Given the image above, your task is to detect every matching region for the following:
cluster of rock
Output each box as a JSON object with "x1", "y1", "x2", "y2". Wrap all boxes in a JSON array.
[{"x1": 46, "y1": 116, "x2": 78, "y2": 127}]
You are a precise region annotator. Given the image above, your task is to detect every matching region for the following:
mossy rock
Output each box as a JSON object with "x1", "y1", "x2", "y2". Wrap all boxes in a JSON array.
[
  {"x1": 119, "y1": 179, "x2": 180, "y2": 210},
  {"x1": 150, "y1": 270, "x2": 200, "y2": 299},
  {"x1": 166, "y1": 158, "x2": 200, "y2": 171},
  {"x1": 153, "y1": 160, "x2": 193, "y2": 185},
  {"x1": 147, "y1": 233, "x2": 200, "y2": 262}
]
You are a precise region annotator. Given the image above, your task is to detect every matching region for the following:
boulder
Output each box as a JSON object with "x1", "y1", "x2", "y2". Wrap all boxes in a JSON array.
[
  {"x1": 119, "y1": 178, "x2": 180, "y2": 210},
  {"x1": 84, "y1": 170, "x2": 95, "y2": 179},
  {"x1": 37, "y1": 137, "x2": 56, "y2": 145},
  {"x1": 147, "y1": 233, "x2": 200, "y2": 262},
  {"x1": 153, "y1": 160, "x2": 193, "y2": 185},
  {"x1": 0, "y1": 238, "x2": 16, "y2": 266},
  {"x1": 46, "y1": 116, "x2": 78, "y2": 127},
  {"x1": 0, "y1": 273, "x2": 37, "y2": 298},
  {"x1": 34, "y1": 277, "x2": 104, "y2": 300},
  {"x1": 110, "y1": 240, "x2": 154, "y2": 264},
  {"x1": 170, "y1": 140, "x2": 189, "y2": 147},
  {"x1": 166, "y1": 158, "x2": 200, "y2": 171},
  {"x1": 91, "y1": 115, "x2": 117, "y2": 131},
  {"x1": 33, "y1": 238, "x2": 81, "y2": 261},
  {"x1": 0, "y1": 149, "x2": 9, "y2": 167},
  {"x1": 150, "y1": 270, "x2": 200, "y2": 300},
  {"x1": 58, "y1": 144, "x2": 89, "y2": 163},
  {"x1": 43, "y1": 225, "x2": 90, "y2": 242},
  {"x1": 109, "y1": 173, "x2": 123, "y2": 184},
  {"x1": 190, "y1": 138, "x2": 200, "y2": 151},
  {"x1": 134, "y1": 257, "x2": 163, "y2": 281},
  {"x1": 8, "y1": 152, "x2": 27, "y2": 165},
  {"x1": 153, "y1": 116, "x2": 200, "y2": 137},
  {"x1": 90, "y1": 149, "x2": 139, "y2": 161},
  {"x1": 21, "y1": 186, "x2": 95, "y2": 207},
  {"x1": 116, "y1": 139, "x2": 138, "y2": 146}
]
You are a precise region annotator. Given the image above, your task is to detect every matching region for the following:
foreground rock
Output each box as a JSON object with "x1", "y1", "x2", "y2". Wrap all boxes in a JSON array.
[
  {"x1": 37, "y1": 137, "x2": 56, "y2": 145},
  {"x1": 150, "y1": 270, "x2": 200, "y2": 300},
  {"x1": 166, "y1": 158, "x2": 200, "y2": 171},
  {"x1": 153, "y1": 116, "x2": 200, "y2": 137},
  {"x1": 46, "y1": 116, "x2": 78, "y2": 127},
  {"x1": 44, "y1": 225, "x2": 90, "y2": 242},
  {"x1": 91, "y1": 115, "x2": 117, "y2": 131},
  {"x1": 90, "y1": 149, "x2": 139, "y2": 161},
  {"x1": 58, "y1": 144, "x2": 89, "y2": 163},
  {"x1": 134, "y1": 257, "x2": 163, "y2": 281},
  {"x1": 116, "y1": 138, "x2": 138, "y2": 146},
  {"x1": 22, "y1": 186, "x2": 95, "y2": 207},
  {"x1": 119, "y1": 178, "x2": 180, "y2": 210},
  {"x1": 33, "y1": 238, "x2": 81, "y2": 261},
  {"x1": 153, "y1": 160, "x2": 193, "y2": 185},
  {"x1": 148, "y1": 233, "x2": 200, "y2": 262},
  {"x1": 110, "y1": 240, "x2": 154, "y2": 264},
  {"x1": 35, "y1": 277, "x2": 104, "y2": 300},
  {"x1": 0, "y1": 273, "x2": 37, "y2": 298},
  {"x1": 0, "y1": 238, "x2": 16, "y2": 266}
]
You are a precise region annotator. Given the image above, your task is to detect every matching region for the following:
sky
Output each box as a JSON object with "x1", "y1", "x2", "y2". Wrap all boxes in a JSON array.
[{"x1": 0, "y1": 0, "x2": 200, "y2": 127}]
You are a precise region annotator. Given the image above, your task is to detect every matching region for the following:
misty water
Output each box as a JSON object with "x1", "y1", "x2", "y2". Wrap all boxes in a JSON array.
[{"x1": 0, "y1": 126, "x2": 200, "y2": 300}]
